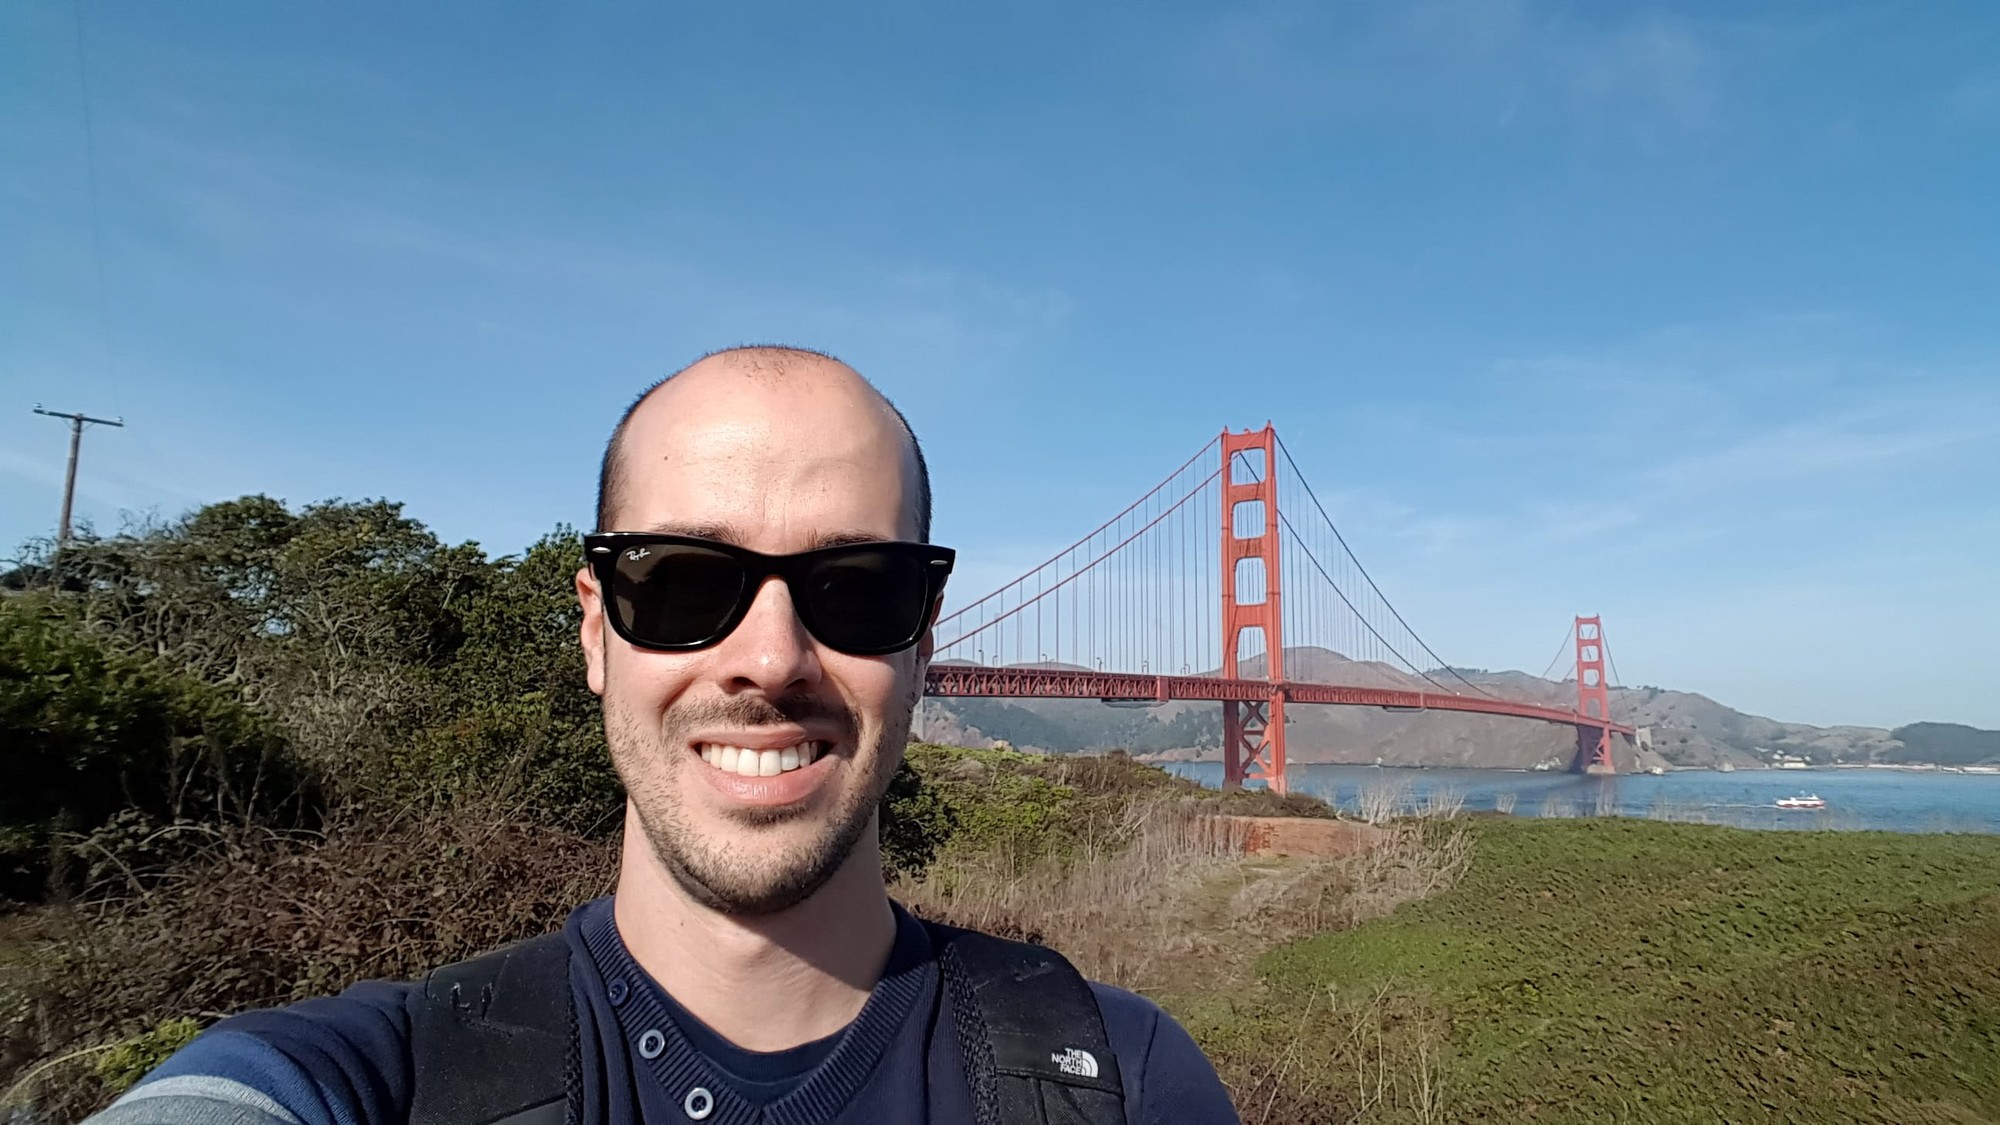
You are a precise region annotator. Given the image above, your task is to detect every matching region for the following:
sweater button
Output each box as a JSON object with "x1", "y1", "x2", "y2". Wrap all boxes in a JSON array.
[
  {"x1": 638, "y1": 1029, "x2": 666, "y2": 1059},
  {"x1": 607, "y1": 979, "x2": 629, "y2": 1006},
  {"x1": 683, "y1": 1087, "x2": 714, "y2": 1120}
]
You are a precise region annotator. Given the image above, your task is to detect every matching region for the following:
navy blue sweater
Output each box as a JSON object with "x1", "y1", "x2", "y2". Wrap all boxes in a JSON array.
[{"x1": 98, "y1": 898, "x2": 1238, "y2": 1124}]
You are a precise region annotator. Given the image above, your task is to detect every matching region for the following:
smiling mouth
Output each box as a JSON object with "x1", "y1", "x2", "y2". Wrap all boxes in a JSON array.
[{"x1": 697, "y1": 741, "x2": 828, "y2": 778}]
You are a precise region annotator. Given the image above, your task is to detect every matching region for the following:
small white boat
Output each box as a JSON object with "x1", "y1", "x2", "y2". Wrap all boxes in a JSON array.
[{"x1": 1774, "y1": 794, "x2": 1826, "y2": 810}]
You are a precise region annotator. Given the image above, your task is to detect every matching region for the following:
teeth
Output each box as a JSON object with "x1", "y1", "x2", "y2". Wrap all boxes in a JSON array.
[{"x1": 699, "y1": 741, "x2": 821, "y2": 776}]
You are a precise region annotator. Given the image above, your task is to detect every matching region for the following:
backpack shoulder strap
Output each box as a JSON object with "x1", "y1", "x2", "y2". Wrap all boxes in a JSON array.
[
  {"x1": 925, "y1": 921, "x2": 1126, "y2": 1125},
  {"x1": 408, "y1": 932, "x2": 577, "y2": 1125}
]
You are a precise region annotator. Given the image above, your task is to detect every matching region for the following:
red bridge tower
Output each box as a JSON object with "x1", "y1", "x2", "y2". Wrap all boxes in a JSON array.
[
  {"x1": 1574, "y1": 614, "x2": 1615, "y2": 774},
  {"x1": 1220, "y1": 425, "x2": 1288, "y2": 793}
]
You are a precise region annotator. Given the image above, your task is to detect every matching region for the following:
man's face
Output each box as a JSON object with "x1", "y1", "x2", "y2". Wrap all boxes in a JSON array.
[{"x1": 577, "y1": 360, "x2": 930, "y2": 915}]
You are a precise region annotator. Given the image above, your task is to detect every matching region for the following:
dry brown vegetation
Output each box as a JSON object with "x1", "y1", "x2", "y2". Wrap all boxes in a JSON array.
[
  {"x1": 2, "y1": 805, "x2": 616, "y2": 1122},
  {"x1": 3, "y1": 726, "x2": 1471, "y2": 1123},
  {"x1": 901, "y1": 802, "x2": 1470, "y2": 998},
  {"x1": 890, "y1": 762, "x2": 1477, "y2": 1122}
]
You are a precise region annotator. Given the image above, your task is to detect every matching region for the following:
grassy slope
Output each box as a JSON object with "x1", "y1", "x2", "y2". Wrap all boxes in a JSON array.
[{"x1": 1244, "y1": 817, "x2": 2000, "y2": 1124}]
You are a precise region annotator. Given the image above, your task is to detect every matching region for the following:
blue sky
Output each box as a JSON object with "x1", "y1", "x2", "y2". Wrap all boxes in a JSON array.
[{"x1": 4, "y1": 1, "x2": 1996, "y2": 729}]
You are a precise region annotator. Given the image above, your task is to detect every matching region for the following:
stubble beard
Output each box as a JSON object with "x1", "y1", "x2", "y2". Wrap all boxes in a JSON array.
[{"x1": 604, "y1": 686, "x2": 913, "y2": 916}]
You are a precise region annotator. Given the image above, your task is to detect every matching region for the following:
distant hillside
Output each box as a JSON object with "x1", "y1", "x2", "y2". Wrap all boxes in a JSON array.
[
  {"x1": 922, "y1": 647, "x2": 1990, "y2": 770},
  {"x1": 1449, "y1": 672, "x2": 1904, "y2": 768},
  {"x1": 1887, "y1": 723, "x2": 2000, "y2": 767}
]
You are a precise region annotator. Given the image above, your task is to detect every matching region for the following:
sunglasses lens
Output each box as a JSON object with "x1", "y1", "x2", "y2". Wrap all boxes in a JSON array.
[
  {"x1": 800, "y1": 549, "x2": 933, "y2": 653},
  {"x1": 610, "y1": 543, "x2": 747, "y2": 647}
]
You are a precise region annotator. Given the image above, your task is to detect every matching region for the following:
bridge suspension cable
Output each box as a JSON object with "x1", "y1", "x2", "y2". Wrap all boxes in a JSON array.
[
  {"x1": 932, "y1": 437, "x2": 1225, "y2": 676},
  {"x1": 1275, "y1": 506, "x2": 1458, "y2": 695},
  {"x1": 1537, "y1": 623, "x2": 1575, "y2": 683},
  {"x1": 1272, "y1": 435, "x2": 1497, "y2": 698}
]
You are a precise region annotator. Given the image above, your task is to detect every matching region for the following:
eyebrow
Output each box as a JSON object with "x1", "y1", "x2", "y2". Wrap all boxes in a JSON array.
[
  {"x1": 636, "y1": 522, "x2": 896, "y2": 551},
  {"x1": 640, "y1": 520, "x2": 745, "y2": 544}
]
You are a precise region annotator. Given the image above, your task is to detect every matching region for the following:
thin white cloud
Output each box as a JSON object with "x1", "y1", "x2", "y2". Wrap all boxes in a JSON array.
[
  {"x1": 1179, "y1": 0, "x2": 1725, "y2": 139},
  {"x1": 118, "y1": 125, "x2": 1076, "y2": 373},
  {"x1": 1641, "y1": 402, "x2": 2000, "y2": 495},
  {"x1": 0, "y1": 446, "x2": 189, "y2": 533},
  {"x1": 1568, "y1": 11, "x2": 1719, "y2": 131},
  {"x1": 1287, "y1": 319, "x2": 2000, "y2": 591}
]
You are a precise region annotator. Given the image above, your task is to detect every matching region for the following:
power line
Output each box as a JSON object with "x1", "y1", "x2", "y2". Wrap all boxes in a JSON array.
[{"x1": 72, "y1": 0, "x2": 113, "y2": 380}]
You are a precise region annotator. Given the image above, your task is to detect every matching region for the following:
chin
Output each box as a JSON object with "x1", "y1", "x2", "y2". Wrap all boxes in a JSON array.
[{"x1": 664, "y1": 822, "x2": 865, "y2": 916}]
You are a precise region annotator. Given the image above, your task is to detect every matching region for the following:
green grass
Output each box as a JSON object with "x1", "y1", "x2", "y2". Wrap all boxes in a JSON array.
[{"x1": 1239, "y1": 817, "x2": 2000, "y2": 1123}]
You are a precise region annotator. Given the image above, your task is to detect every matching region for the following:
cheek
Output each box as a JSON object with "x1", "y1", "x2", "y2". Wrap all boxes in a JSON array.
[
  {"x1": 603, "y1": 648, "x2": 692, "y2": 717},
  {"x1": 828, "y1": 655, "x2": 918, "y2": 721}
]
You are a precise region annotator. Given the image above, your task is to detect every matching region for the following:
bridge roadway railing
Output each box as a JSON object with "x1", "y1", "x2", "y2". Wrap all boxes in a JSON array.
[{"x1": 923, "y1": 666, "x2": 1635, "y2": 737}]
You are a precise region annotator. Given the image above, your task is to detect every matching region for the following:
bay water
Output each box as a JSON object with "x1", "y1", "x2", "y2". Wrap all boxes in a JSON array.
[{"x1": 1158, "y1": 762, "x2": 2000, "y2": 834}]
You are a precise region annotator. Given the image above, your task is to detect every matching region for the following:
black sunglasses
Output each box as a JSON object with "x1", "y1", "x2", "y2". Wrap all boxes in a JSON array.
[{"x1": 584, "y1": 533, "x2": 956, "y2": 656}]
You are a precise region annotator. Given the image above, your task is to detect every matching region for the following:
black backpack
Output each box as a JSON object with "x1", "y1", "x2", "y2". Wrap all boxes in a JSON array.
[{"x1": 407, "y1": 921, "x2": 1126, "y2": 1125}]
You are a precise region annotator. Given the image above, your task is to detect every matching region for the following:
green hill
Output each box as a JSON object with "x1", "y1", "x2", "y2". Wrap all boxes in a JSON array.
[
  {"x1": 1889, "y1": 722, "x2": 2000, "y2": 767},
  {"x1": 1191, "y1": 817, "x2": 2000, "y2": 1123}
]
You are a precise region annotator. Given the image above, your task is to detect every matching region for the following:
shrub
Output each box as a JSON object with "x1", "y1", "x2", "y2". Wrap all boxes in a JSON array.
[
  {"x1": 0, "y1": 594, "x2": 313, "y2": 901},
  {"x1": 1, "y1": 807, "x2": 617, "y2": 1122},
  {"x1": 93, "y1": 1017, "x2": 200, "y2": 1095},
  {"x1": 878, "y1": 756, "x2": 958, "y2": 877}
]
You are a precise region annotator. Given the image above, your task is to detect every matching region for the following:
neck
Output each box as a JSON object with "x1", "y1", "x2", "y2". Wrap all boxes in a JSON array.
[{"x1": 612, "y1": 804, "x2": 897, "y2": 1052}]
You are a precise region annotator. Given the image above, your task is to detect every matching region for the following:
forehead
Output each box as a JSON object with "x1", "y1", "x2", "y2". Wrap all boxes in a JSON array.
[{"x1": 613, "y1": 363, "x2": 918, "y2": 546}]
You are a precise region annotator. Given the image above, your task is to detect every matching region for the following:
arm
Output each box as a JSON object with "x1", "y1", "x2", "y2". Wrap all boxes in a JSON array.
[
  {"x1": 85, "y1": 982, "x2": 415, "y2": 1125},
  {"x1": 1090, "y1": 982, "x2": 1241, "y2": 1125}
]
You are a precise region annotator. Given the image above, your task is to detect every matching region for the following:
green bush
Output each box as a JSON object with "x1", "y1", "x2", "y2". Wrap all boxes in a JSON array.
[
  {"x1": 0, "y1": 594, "x2": 311, "y2": 899},
  {"x1": 94, "y1": 1017, "x2": 201, "y2": 1094},
  {"x1": 883, "y1": 743, "x2": 1247, "y2": 878},
  {"x1": 417, "y1": 532, "x2": 620, "y2": 827},
  {"x1": 6, "y1": 506, "x2": 621, "y2": 842},
  {"x1": 890, "y1": 744, "x2": 1085, "y2": 871},
  {"x1": 879, "y1": 756, "x2": 958, "y2": 877}
]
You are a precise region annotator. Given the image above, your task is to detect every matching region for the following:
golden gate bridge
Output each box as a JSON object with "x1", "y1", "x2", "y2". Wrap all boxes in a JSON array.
[{"x1": 921, "y1": 425, "x2": 1634, "y2": 794}]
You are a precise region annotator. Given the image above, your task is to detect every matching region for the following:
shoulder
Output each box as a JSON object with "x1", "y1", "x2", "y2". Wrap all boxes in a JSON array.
[
  {"x1": 87, "y1": 980, "x2": 418, "y2": 1125},
  {"x1": 1089, "y1": 982, "x2": 1240, "y2": 1125}
]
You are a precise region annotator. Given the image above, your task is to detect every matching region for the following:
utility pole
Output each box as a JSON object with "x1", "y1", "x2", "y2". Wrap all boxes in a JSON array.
[{"x1": 32, "y1": 405, "x2": 124, "y2": 544}]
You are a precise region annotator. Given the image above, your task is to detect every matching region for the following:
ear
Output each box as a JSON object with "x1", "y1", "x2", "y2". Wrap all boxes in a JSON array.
[
  {"x1": 576, "y1": 565, "x2": 608, "y2": 696},
  {"x1": 916, "y1": 594, "x2": 944, "y2": 669}
]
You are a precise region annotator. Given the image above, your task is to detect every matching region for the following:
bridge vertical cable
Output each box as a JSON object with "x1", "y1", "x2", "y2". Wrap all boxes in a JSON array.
[
  {"x1": 932, "y1": 438, "x2": 1224, "y2": 677},
  {"x1": 1269, "y1": 436, "x2": 1497, "y2": 697}
]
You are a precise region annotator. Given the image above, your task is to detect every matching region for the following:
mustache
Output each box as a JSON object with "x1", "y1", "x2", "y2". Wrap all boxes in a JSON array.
[{"x1": 662, "y1": 693, "x2": 859, "y2": 739}]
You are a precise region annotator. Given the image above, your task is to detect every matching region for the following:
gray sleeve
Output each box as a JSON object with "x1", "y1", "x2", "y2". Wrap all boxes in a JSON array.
[{"x1": 85, "y1": 1075, "x2": 303, "y2": 1125}]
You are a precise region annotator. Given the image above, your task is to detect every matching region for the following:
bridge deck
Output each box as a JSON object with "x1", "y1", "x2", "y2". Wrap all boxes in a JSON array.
[{"x1": 924, "y1": 666, "x2": 1635, "y2": 735}]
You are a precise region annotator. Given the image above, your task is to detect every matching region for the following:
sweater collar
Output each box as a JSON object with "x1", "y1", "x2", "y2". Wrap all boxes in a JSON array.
[{"x1": 574, "y1": 896, "x2": 934, "y2": 1124}]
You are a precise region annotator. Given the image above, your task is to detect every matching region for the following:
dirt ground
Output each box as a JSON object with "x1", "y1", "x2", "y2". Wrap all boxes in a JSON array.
[{"x1": 1214, "y1": 815, "x2": 1384, "y2": 858}]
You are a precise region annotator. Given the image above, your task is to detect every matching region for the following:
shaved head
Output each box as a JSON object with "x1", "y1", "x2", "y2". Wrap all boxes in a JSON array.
[
  {"x1": 596, "y1": 346, "x2": 931, "y2": 540},
  {"x1": 579, "y1": 344, "x2": 940, "y2": 918}
]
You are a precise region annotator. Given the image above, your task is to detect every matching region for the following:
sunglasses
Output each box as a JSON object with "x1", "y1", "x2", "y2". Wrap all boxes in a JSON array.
[{"x1": 584, "y1": 533, "x2": 956, "y2": 656}]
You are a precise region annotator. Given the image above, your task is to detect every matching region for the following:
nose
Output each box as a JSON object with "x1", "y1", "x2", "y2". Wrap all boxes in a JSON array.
[{"x1": 709, "y1": 575, "x2": 824, "y2": 697}]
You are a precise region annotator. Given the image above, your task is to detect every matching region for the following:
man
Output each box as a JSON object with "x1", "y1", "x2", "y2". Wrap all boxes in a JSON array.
[{"x1": 93, "y1": 347, "x2": 1240, "y2": 1124}]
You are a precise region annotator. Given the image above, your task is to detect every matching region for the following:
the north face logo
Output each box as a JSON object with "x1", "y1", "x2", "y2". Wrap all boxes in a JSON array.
[{"x1": 1051, "y1": 1047, "x2": 1099, "y2": 1078}]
